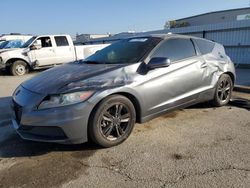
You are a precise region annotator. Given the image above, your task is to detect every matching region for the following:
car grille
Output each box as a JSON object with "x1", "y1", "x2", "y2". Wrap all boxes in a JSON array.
[{"x1": 13, "y1": 100, "x2": 22, "y2": 124}]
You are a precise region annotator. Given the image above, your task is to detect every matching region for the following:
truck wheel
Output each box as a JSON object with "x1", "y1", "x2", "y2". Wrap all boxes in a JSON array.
[
  {"x1": 89, "y1": 95, "x2": 136, "y2": 148},
  {"x1": 10, "y1": 60, "x2": 29, "y2": 76}
]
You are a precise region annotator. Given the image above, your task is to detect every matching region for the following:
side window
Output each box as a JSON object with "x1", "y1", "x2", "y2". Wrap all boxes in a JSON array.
[
  {"x1": 35, "y1": 37, "x2": 52, "y2": 48},
  {"x1": 153, "y1": 38, "x2": 196, "y2": 62},
  {"x1": 193, "y1": 38, "x2": 215, "y2": 55},
  {"x1": 55, "y1": 36, "x2": 69, "y2": 46}
]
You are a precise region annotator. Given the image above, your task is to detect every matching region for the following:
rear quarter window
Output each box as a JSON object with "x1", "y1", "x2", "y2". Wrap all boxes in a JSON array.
[
  {"x1": 193, "y1": 38, "x2": 215, "y2": 55},
  {"x1": 55, "y1": 36, "x2": 69, "y2": 46}
]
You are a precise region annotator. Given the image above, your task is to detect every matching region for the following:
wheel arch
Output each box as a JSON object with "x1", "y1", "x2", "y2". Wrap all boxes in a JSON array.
[
  {"x1": 88, "y1": 92, "x2": 142, "y2": 129},
  {"x1": 114, "y1": 92, "x2": 142, "y2": 123},
  {"x1": 6, "y1": 58, "x2": 31, "y2": 69},
  {"x1": 224, "y1": 72, "x2": 235, "y2": 85}
]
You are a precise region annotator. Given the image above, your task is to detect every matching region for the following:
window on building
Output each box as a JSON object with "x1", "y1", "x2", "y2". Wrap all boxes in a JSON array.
[
  {"x1": 55, "y1": 36, "x2": 69, "y2": 46},
  {"x1": 193, "y1": 38, "x2": 215, "y2": 55},
  {"x1": 152, "y1": 38, "x2": 196, "y2": 62}
]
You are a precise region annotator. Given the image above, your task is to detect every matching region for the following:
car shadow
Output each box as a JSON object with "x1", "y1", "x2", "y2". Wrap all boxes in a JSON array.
[
  {"x1": 229, "y1": 98, "x2": 250, "y2": 111},
  {"x1": 0, "y1": 69, "x2": 9, "y2": 76},
  {"x1": 0, "y1": 96, "x2": 100, "y2": 158},
  {"x1": 189, "y1": 98, "x2": 250, "y2": 111},
  {"x1": 0, "y1": 131, "x2": 99, "y2": 158},
  {"x1": 187, "y1": 101, "x2": 214, "y2": 109}
]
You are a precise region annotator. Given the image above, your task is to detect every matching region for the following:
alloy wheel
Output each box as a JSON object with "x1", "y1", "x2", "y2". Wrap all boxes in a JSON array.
[
  {"x1": 100, "y1": 103, "x2": 131, "y2": 141},
  {"x1": 217, "y1": 77, "x2": 231, "y2": 103}
]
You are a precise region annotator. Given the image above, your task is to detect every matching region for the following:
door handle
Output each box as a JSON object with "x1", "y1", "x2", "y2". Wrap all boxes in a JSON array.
[{"x1": 201, "y1": 62, "x2": 208, "y2": 68}]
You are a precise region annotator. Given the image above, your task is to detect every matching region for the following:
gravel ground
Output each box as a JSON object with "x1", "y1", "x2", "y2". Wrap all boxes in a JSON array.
[{"x1": 0, "y1": 71, "x2": 249, "y2": 188}]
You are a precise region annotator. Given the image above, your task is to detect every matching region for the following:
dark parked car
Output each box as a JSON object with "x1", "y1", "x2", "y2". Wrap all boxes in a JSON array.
[{"x1": 12, "y1": 34, "x2": 235, "y2": 147}]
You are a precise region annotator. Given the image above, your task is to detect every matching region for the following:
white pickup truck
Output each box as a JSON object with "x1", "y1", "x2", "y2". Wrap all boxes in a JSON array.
[{"x1": 0, "y1": 34, "x2": 109, "y2": 76}]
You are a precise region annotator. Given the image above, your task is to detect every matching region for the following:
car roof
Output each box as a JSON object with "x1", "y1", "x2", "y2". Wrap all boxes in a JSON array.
[{"x1": 130, "y1": 33, "x2": 215, "y2": 43}]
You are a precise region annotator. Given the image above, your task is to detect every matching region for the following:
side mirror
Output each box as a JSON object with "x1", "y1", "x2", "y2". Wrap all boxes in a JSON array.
[
  {"x1": 147, "y1": 57, "x2": 171, "y2": 70},
  {"x1": 30, "y1": 43, "x2": 41, "y2": 50}
]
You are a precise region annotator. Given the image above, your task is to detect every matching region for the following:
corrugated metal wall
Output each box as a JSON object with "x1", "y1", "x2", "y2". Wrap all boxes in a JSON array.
[
  {"x1": 225, "y1": 47, "x2": 250, "y2": 64},
  {"x1": 158, "y1": 20, "x2": 250, "y2": 65}
]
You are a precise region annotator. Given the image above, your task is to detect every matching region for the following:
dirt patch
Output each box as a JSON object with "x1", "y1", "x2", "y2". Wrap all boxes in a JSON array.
[
  {"x1": 218, "y1": 135, "x2": 233, "y2": 142},
  {"x1": 172, "y1": 153, "x2": 183, "y2": 160},
  {"x1": 171, "y1": 153, "x2": 194, "y2": 160},
  {"x1": 71, "y1": 150, "x2": 96, "y2": 159},
  {"x1": 101, "y1": 156, "x2": 115, "y2": 166},
  {"x1": 134, "y1": 111, "x2": 181, "y2": 133},
  {"x1": 134, "y1": 123, "x2": 155, "y2": 133},
  {"x1": 101, "y1": 156, "x2": 123, "y2": 168},
  {"x1": 197, "y1": 141, "x2": 219, "y2": 148},
  {"x1": 161, "y1": 111, "x2": 179, "y2": 119},
  {"x1": 244, "y1": 122, "x2": 250, "y2": 127},
  {"x1": 197, "y1": 136, "x2": 234, "y2": 149},
  {"x1": 0, "y1": 149, "x2": 95, "y2": 188}
]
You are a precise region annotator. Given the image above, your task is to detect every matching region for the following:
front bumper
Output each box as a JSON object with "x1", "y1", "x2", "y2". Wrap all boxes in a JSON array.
[{"x1": 11, "y1": 87, "x2": 94, "y2": 144}]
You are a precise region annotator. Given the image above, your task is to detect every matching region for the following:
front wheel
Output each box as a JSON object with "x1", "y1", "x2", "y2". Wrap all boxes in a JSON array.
[
  {"x1": 89, "y1": 95, "x2": 136, "y2": 148},
  {"x1": 211, "y1": 74, "x2": 233, "y2": 107},
  {"x1": 10, "y1": 60, "x2": 29, "y2": 76}
]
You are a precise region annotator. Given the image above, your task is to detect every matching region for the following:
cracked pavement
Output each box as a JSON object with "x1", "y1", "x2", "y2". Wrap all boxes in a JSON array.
[{"x1": 0, "y1": 71, "x2": 250, "y2": 188}]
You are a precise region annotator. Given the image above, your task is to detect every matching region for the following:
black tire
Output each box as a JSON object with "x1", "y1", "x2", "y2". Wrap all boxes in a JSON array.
[
  {"x1": 211, "y1": 74, "x2": 233, "y2": 107},
  {"x1": 89, "y1": 95, "x2": 136, "y2": 148},
  {"x1": 10, "y1": 60, "x2": 29, "y2": 76}
]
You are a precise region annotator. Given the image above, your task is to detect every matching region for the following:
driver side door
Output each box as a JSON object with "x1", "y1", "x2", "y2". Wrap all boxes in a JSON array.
[
  {"x1": 28, "y1": 36, "x2": 57, "y2": 67},
  {"x1": 139, "y1": 38, "x2": 208, "y2": 117}
]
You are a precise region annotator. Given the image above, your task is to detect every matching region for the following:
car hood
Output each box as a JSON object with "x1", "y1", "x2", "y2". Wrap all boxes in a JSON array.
[
  {"x1": 1, "y1": 48, "x2": 23, "y2": 55},
  {"x1": 0, "y1": 48, "x2": 20, "y2": 53},
  {"x1": 21, "y1": 63, "x2": 127, "y2": 94}
]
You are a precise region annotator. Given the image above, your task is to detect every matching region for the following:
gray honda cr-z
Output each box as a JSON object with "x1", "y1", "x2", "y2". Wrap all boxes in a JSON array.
[{"x1": 12, "y1": 34, "x2": 235, "y2": 147}]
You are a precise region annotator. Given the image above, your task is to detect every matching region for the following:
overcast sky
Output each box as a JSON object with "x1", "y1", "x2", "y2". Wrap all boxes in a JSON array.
[{"x1": 1, "y1": 0, "x2": 250, "y2": 36}]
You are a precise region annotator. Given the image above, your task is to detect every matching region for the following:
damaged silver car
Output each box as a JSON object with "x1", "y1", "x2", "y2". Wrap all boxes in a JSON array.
[{"x1": 12, "y1": 34, "x2": 235, "y2": 147}]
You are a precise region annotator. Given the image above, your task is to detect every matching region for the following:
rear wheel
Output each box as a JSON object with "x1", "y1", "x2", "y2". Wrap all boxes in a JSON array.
[
  {"x1": 211, "y1": 74, "x2": 233, "y2": 107},
  {"x1": 89, "y1": 95, "x2": 136, "y2": 148},
  {"x1": 10, "y1": 60, "x2": 29, "y2": 76}
]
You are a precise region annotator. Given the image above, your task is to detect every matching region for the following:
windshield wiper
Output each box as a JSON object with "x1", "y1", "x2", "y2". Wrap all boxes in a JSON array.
[{"x1": 82, "y1": 60, "x2": 106, "y2": 64}]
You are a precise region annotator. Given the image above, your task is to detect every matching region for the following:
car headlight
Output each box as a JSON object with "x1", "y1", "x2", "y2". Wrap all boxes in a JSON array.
[{"x1": 38, "y1": 91, "x2": 94, "y2": 109}]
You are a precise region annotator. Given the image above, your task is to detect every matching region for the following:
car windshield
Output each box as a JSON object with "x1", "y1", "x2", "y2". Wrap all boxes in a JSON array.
[
  {"x1": 0, "y1": 41, "x2": 10, "y2": 49},
  {"x1": 21, "y1": 36, "x2": 36, "y2": 48},
  {"x1": 82, "y1": 37, "x2": 162, "y2": 64}
]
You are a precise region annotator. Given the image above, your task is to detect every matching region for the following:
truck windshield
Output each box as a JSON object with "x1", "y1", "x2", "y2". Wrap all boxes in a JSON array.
[
  {"x1": 82, "y1": 37, "x2": 162, "y2": 64},
  {"x1": 0, "y1": 41, "x2": 5, "y2": 46},
  {"x1": 0, "y1": 41, "x2": 10, "y2": 49},
  {"x1": 22, "y1": 36, "x2": 36, "y2": 48}
]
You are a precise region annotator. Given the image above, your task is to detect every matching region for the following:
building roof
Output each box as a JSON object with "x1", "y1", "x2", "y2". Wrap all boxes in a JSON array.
[{"x1": 175, "y1": 7, "x2": 250, "y2": 21}]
